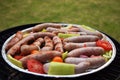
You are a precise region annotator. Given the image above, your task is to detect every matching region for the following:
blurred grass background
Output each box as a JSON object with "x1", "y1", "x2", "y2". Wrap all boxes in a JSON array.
[{"x1": 0, "y1": 0, "x2": 120, "y2": 41}]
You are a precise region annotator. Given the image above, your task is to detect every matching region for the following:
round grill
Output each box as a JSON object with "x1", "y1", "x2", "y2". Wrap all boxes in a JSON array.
[{"x1": 0, "y1": 23, "x2": 120, "y2": 80}]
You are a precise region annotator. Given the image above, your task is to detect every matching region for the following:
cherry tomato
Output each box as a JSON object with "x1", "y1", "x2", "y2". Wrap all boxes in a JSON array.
[
  {"x1": 27, "y1": 59, "x2": 44, "y2": 74},
  {"x1": 52, "y1": 56, "x2": 63, "y2": 63},
  {"x1": 96, "y1": 40, "x2": 112, "y2": 51}
]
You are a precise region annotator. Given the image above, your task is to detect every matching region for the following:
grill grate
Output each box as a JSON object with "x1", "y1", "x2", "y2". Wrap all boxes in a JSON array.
[{"x1": 0, "y1": 23, "x2": 120, "y2": 80}]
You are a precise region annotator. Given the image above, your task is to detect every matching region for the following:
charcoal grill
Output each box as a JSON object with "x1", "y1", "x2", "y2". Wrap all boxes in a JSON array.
[{"x1": 0, "y1": 23, "x2": 120, "y2": 80}]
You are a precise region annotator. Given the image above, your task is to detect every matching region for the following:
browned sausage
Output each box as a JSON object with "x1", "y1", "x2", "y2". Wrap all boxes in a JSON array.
[
  {"x1": 67, "y1": 32, "x2": 87, "y2": 35},
  {"x1": 67, "y1": 27, "x2": 80, "y2": 32},
  {"x1": 20, "y1": 38, "x2": 44, "y2": 55},
  {"x1": 47, "y1": 27, "x2": 82, "y2": 33},
  {"x1": 75, "y1": 62, "x2": 90, "y2": 74},
  {"x1": 73, "y1": 25, "x2": 103, "y2": 39},
  {"x1": 68, "y1": 47, "x2": 105, "y2": 57},
  {"x1": 33, "y1": 32, "x2": 55, "y2": 39},
  {"x1": 7, "y1": 32, "x2": 55, "y2": 56},
  {"x1": 32, "y1": 23, "x2": 62, "y2": 32},
  {"x1": 63, "y1": 35, "x2": 100, "y2": 43},
  {"x1": 65, "y1": 56, "x2": 106, "y2": 68},
  {"x1": 20, "y1": 51, "x2": 61, "y2": 68},
  {"x1": 42, "y1": 36, "x2": 53, "y2": 51},
  {"x1": 53, "y1": 36, "x2": 64, "y2": 52},
  {"x1": 64, "y1": 42, "x2": 96, "y2": 51},
  {"x1": 46, "y1": 27, "x2": 67, "y2": 33},
  {"x1": 5, "y1": 31, "x2": 23, "y2": 51},
  {"x1": 7, "y1": 35, "x2": 35, "y2": 56}
]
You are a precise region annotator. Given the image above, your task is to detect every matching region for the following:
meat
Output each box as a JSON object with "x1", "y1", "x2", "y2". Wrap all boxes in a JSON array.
[
  {"x1": 67, "y1": 28, "x2": 80, "y2": 32},
  {"x1": 5, "y1": 31, "x2": 23, "y2": 51},
  {"x1": 46, "y1": 27, "x2": 67, "y2": 33},
  {"x1": 74, "y1": 25, "x2": 103, "y2": 39},
  {"x1": 20, "y1": 38, "x2": 44, "y2": 55},
  {"x1": 63, "y1": 35, "x2": 100, "y2": 43},
  {"x1": 20, "y1": 51, "x2": 61, "y2": 68},
  {"x1": 65, "y1": 56, "x2": 106, "y2": 68},
  {"x1": 7, "y1": 32, "x2": 55, "y2": 56},
  {"x1": 42, "y1": 36, "x2": 53, "y2": 51},
  {"x1": 7, "y1": 35, "x2": 35, "y2": 56},
  {"x1": 64, "y1": 42, "x2": 96, "y2": 51},
  {"x1": 67, "y1": 32, "x2": 87, "y2": 35},
  {"x1": 32, "y1": 23, "x2": 62, "y2": 32},
  {"x1": 75, "y1": 62, "x2": 90, "y2": 74},
  {"x1": 33, "y1": 32, "x2": 55, "y2": 39},
  {"x1": 53, "y1": 36, "x2": 63, "y2": 52},
  {"x1": 67, "y1": 47, "x2": 105, "y2": 57}
]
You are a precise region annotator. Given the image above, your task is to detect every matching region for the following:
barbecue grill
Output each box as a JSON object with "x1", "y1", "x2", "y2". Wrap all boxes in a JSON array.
[{"x1": 0, "y1": 23, "x2": 120, "y2": 80}]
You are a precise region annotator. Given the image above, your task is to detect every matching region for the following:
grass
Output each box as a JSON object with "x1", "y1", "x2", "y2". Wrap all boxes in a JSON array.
[{"x1": 0, "y1": 0, "x2": 120, "y2": 41}]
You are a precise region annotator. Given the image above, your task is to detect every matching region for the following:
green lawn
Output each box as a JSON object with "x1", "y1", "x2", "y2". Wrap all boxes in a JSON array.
[{"x1": 0, "y1": 0, "x2": 120, "y2": 41}]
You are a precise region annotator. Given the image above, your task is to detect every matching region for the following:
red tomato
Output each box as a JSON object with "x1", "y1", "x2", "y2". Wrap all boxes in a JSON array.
[
  {"x1": 96, "y1": 40, "x2": 112, "y2": 51},
  {"x1": 14, "y1": 55, "x2": 23, "y2": 60},
  {"x1": 27, "y1": 59, "x2": 44, "y2": 74}
]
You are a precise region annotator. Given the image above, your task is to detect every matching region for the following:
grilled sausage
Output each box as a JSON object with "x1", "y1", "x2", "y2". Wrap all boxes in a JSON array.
[
  {"x1": 75, "y1": 62, "x2": 90, "y2": 74},
  {"x1": 65, "y1": 56, "x2": 106, "y2": 68},
  {"x1": 42, "y1": 36, "x2": 53, "y2": 51},
  {"x1": 64, "y1": 42, "x2": 96, "y2": 51},
  {"x1": 53, "y1": 36, "x2": 63, "y2": 52},
  {"x1": 20, "y1": 38, "x2": 44, "y2": 55},
  {"x1": 20, "y1": 51, "x2": 61, "y2": 68},
  {"x1": 63, "y1": 35, "x2": 100, "y2": 43},
  {"x1": 7, "y1": 35, "x2": 35, "y2": 56},
  {"x1": 68, "y1": 47, "x2": 105, "y2": 57},
  {"x1": 32, "y1": 23, "x2": 62, "y2": 32},
  {"x1": 46, "y1": 27, "x2": 67, "y2": 33},
  {"x1": 33, "y1": 32, "x2": 55, "y2": 39},
  {"x1": 67, "y1": 27, "x2": 80, "y2": 32},
  {"x1": 73, "y1": 25, "x2": 103, "y2": 39},
  {"x1": 67, "y1": 32, "x2": 87, "y2": 35},
  {"x1": 5, "y1": 31, "x2": 23, "y2": 51}
]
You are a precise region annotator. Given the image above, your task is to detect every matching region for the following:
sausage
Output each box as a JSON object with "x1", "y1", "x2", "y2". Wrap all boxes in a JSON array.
[
  {"x1": 7, "y1": 35, "x2": 35, "y2": 56},
  {"x1": 46, "y1": 27, "x2": 67, "y2": 33},
  {"x1": 53, "y1": 36, "x2": 64, "y2": 52},
  {"x1": 52, "y1": 31, "x2": 87, "y2": 35},
  {"x1": 43, "y1": 62, "x2": 90, "y2": 74},
  {"x1": 46, "y1": 27, "x2": 83, "y2": 33},
  {"x1": 75, "y1": 62, "x2": 90, "y2": 74},
  {"x1": 73, "y1": 25, "x2": 103, "y2": 39},
  {"x1": 43, "y1": 63, "x2": 50, "y2": 73},
  {"x1": 33, "y1": 32, "x2": 55, "y2": 39},
  {"x1": 68, "y1": 47, "x2": 105, "y2": 57},
  {"x1": 64, "y1": 42, "x2": 96, "y2": 51},
  {"x1": 7, "y1": 32, "x2": 55, "y2": 56},
  {"x1": 20, "y1": 51, "x2": 61, "y2": 68},
  {"x1": 67, "y1": 32, "x2": 87, "y2": 35},
  {"x1": 42, "y1": 36, "x2": 53, "y2": 51},
  {"x1": 32, "y1": 23, "x2": 62, "y2": 32},
  {"x1": 20, "y1": 38, "x2": 44, "y2": 55},
  {"x1": 67, "y1": 28, "x2": 80, "y2": 32},
  {"x1": 63, "y1": 35, "x2": 100, "y2": 43},
  {"x1": 52, "y1": 31, "x2": 65, "y2": 35},
  {"x1": 5, "y1": 31, "x2": 23, "y2": 51},
  {"x1": 7, "y1": 32, "x2": 55, "y2": 55},
  {"x1": 65, "y1": 56, "x2": 106, "y2": 68}
]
